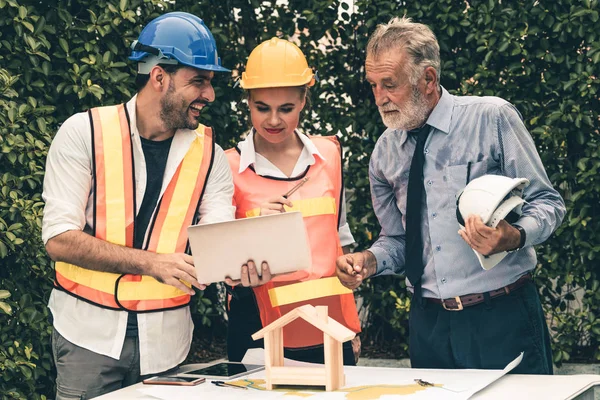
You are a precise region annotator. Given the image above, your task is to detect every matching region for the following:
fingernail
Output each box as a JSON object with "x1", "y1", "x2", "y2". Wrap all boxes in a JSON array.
[{"x1": 262, "y1": 263, "x2": 268, "y2": 270}]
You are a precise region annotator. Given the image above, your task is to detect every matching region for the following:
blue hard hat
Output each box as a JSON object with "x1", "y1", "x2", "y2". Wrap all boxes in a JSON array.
[{"x1": 129, "y1": 12, "x2": 230, "y2": 72}]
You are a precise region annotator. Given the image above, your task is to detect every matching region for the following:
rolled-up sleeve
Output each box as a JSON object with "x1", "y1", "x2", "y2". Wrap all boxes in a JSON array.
[
  {"x1": 42, "y1": 113, "x2": 93, "y2": 244},
  {"x1": 497, "y1": 104, "x2": 566, "y2": 247},
  {"x1": 367, "y1": 145, "x2": 407, "y2": 276},
  {"x1": 196, "y1": 145, "x2": 236, "y2": 224}
]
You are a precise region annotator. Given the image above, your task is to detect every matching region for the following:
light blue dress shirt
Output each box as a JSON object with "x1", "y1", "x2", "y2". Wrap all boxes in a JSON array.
[{"x1": 368, "y1": 87, "x2": 566, "y2": 299}]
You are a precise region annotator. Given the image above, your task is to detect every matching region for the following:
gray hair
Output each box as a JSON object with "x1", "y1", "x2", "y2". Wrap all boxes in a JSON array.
[{"x1": 366, "y1": 17, "x2": 441, "y2": 86}]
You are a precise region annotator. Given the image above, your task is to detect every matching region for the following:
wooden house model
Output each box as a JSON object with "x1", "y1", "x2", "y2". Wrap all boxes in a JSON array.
[{"x1": 251, "y1": 304, "x2": 356, "y2": 391}]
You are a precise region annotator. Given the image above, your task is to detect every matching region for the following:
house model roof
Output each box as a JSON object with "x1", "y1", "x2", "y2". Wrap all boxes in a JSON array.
[{"x1": 251, "y1": 304, "x2": 356, "y2": 343}]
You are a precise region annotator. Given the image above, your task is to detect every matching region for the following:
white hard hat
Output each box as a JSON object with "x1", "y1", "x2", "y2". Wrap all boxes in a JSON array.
[{"x1": 456, "y1": 174, "x2": 529, "y2": 270}]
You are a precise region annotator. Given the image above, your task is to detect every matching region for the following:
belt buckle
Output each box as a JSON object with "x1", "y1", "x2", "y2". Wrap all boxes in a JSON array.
[{"x1": 442, "y1": 296, "x2": 464, "y2": 311}]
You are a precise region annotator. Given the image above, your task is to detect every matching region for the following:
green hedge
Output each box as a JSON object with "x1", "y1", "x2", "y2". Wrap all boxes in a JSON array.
[{"x1": 1, "y1": 0, "x2": 598, "y2": 398}]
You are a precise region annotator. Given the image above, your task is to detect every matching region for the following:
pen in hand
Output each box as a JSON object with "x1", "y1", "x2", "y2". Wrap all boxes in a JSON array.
[{"x1": 283, "y1": 176, "x2": 310, "y2": 199}]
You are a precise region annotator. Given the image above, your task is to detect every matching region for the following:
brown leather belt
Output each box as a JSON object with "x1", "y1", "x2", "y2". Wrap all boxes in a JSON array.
[{"x1": 426, "y1": 273, "x2": 532, "y2": 311}]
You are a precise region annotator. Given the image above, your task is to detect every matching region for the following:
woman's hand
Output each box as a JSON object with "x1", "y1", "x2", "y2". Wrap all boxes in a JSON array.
[
  {"x1": 259, "y1": 196, "x2": 293, "y2": 216},
  {"x1": 225, "y1": 260, "x2": 273, "y2": 287}
]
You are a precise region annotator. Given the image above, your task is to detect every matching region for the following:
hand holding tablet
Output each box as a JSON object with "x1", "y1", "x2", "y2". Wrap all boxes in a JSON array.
[{"x1": 187, "y1": 212, "x2": 311, "y2": 284}]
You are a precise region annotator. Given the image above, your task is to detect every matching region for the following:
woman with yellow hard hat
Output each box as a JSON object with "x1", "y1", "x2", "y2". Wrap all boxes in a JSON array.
[{"x1": 223, "y1": 37, "x2": 361, "y2": 365}]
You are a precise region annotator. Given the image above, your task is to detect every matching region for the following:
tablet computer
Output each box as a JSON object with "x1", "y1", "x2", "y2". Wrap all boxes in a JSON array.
[
  {"x1": 187, "y1": 212, "x2": 311, "y2": 284},
  {"x1": 142, "y1": 376, "x2": 205, "y2": 386},
  {"x1": 178, "y1": 362, "x2": 264, "y2": 380}
]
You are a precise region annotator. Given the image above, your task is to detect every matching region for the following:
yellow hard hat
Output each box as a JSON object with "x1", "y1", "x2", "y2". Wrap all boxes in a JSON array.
[{"x1": 240, "y1": 37, "x2": 315, "y2": 89}]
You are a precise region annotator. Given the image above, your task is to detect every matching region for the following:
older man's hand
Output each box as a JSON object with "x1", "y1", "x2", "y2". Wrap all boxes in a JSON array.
[
  {"x1": 336, "y1": 251, "x2": 377, "y2": 290},
  {"x1": 458, "y1": 215, "x2": 521, "y2": 255}
]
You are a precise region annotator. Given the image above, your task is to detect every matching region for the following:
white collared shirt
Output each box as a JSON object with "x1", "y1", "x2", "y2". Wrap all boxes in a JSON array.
[
  {"x1": 236, "y1": 130, "x2": 354, "y2": 246},
  {"x1": 42, "y1": 96, "x2": 235, "y2": 374}
]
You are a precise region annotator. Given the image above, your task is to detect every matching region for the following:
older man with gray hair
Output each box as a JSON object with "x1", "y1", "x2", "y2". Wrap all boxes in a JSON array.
[{"x1": 336, "y1": 17, "x2": 565, "y2": 374}]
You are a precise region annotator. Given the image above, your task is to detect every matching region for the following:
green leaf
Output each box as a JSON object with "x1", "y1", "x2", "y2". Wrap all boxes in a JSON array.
[
  {"x1": 59, "y1": 38, "x2": 69, "y2": 53},
  {"x1": 36, "y1": 117, "x2": 47, "y2": 133},
  {"x1": 0, "y1": 241, "x2": 7, "y2": 258},
  {"x1": 571, "y1": 8, "x2": 591, "y2": 18},
  {"x1": 25, "y1": 345, "x2": 32, "y2": 359},
  {"x1": 34, "y1": 15, "x2": 46, "y2": 34},
  {"x1": 0, "y1": 290, "x2": 10, "y2": 300},
  {"x1": 8, "y1": 223, "x2": 22, "y2": 231},
  {"x1": 19, "y1": 365, "x2": 33, "y2": 379},
  {"x1": 22, "y1": 20, "x2": 34, "y2": 32},
  {"x1": 88, "y1": 9, "x2": 97, "y2": 23},
  {"x1": 0, "y1": 301, "x2": 11, "y2": 315}
]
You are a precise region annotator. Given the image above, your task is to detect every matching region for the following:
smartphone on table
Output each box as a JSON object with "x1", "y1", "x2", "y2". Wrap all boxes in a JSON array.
[{"x1": 142, "y1": 375, "x2": 206, "y2": 386}]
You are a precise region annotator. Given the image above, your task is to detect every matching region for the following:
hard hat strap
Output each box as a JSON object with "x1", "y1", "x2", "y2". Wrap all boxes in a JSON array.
[
  {"x1": 136, "y1": 55, "x2": 178, "y2": 75},
  {"x1": 131, "y1": 40, "x2": 165, "y2": 58}
]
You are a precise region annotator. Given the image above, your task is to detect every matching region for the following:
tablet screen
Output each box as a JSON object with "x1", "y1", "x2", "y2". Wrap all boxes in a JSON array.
[{"x1": 184, "y1": 362, "x2": 263, "y2": 377}]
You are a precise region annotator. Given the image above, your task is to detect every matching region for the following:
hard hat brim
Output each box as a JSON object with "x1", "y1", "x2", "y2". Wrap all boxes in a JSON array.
[
  {"x1": 239, "y1": 75, "x2": 315, "y2": 90},
  {"x1": 473, "y1": 249, "x2": 509, "y2": 270}
]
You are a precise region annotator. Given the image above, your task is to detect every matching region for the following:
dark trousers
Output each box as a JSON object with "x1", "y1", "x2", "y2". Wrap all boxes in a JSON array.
[
  {"x1": 227, "y1": 288, "x2": 356, "y2": 366},
  {"x1": 409, "y1": 281, "x2": 553, "y2": 374}
]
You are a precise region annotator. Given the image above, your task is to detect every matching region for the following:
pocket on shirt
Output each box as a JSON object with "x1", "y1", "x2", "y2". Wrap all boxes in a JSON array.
[
  {"x1": 447, "y1": 158, "x2": 495, "y2": 189},
  {"x1": 444, "y1": 159, "x2": 491, "y2": 208}
]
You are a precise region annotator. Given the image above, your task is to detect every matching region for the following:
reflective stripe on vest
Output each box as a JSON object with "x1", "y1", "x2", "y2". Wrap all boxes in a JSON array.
[
  {"x1": 268, "y1": 276, "x2": 351, "y2": 307},
  {"x1": 225, "y1": 135, "x2": 360, "y2": 348},
  {"x1": 54, "y1": 104, "x2": 214, "y2": 312}
]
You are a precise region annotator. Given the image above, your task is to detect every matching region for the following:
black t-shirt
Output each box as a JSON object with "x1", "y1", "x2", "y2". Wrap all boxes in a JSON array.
[{"x1": 126, "y1": 135, "x2": 173, "y2": 336}]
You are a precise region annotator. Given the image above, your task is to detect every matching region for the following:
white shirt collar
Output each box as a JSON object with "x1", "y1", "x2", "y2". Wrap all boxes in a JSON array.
[
  {"x1": 237, "y1": 129, "x2": 326, "y2": 177},
  {"x1": 126, "y1": 95, "x2": 139, "y2": 137}
]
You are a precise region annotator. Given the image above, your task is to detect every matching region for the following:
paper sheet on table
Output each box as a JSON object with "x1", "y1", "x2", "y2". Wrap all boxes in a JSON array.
[{"x1": 138, "y1": 352, "x2": 523, "y2": 400}]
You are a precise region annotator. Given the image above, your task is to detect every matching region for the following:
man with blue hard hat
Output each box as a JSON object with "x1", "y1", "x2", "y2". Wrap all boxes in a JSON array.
[{"x1": 42, "y1": 12, "x2": 235, "y2": 398}]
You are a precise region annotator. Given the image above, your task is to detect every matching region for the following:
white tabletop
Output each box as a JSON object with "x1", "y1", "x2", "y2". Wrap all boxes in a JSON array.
[{"x1": 95, "y1": 364, "x2": 600, "y2": 400}]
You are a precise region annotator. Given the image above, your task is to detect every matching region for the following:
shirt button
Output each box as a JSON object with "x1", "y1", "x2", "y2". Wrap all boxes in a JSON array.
[
  {"x1": 383, "y1": 261, "x2": 387, "y2": 266},
  {"x1": 436, "y1": 245, "x2": 442, "y2": 252},
  {"x1": 432, "y1": 212, "x2": 438, "y2": 218},
  {"x1": 441, "y1": 278, "x2": 447, "y2": 284},
  {"x1": 424, "y1": 149, "x2": 429, "y2": 154},
  {"x1": 427, "y1": 180, "x2": 433, "y2": 186}
]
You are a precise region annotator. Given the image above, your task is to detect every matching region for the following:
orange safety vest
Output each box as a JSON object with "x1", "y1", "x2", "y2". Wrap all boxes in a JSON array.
[
  {"x1": 54, "y1": 104, "x2": 214, "y2": 312},
  {"x1": 225, "y1": 135, "x2": 361, "y2": 348}
]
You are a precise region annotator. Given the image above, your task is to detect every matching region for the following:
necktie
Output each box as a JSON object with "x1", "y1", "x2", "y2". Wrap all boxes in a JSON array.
[{"x1": 405, "y1": 124, "x2": 431, "y2": 302}]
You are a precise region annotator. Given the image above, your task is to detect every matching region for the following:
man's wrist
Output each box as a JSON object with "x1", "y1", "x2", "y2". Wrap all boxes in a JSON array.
[
  {"x1": 361, "y1": 250, "x2": 377, "y2": 277},
  {"x1": 136, "y1": 250, "x2": 155, "y2": 276},
  {"x1": 509, "y1": 224, "x2": 526, "y2": 251}
]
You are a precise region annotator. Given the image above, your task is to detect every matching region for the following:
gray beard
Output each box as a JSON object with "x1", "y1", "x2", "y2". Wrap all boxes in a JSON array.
[{"x1": 380, "y1": 86, "x2": 430, "y2": 131}]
